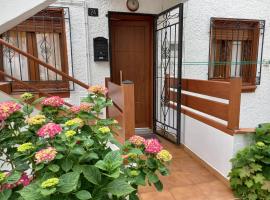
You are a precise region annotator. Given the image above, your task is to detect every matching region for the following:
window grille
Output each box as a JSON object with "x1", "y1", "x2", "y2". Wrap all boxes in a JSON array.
[{"x1": 208, "y1": 18, "x2": 265, "y2": 85}]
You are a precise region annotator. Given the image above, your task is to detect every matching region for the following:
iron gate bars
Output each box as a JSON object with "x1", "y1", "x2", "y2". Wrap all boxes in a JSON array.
[{"x1": 154, "y1": 4, "x2": 183, "y2": 144}]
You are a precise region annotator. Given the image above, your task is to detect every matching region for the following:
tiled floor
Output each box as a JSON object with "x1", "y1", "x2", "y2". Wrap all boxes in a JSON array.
[{"x1": 139, "y1": 137, "x2": 236, "y2": 200}]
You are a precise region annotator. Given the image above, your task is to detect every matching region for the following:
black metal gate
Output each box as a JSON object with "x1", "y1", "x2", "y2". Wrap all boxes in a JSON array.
[{"x1": 153, "y1": 4, "x2": 183, "y2": 144}]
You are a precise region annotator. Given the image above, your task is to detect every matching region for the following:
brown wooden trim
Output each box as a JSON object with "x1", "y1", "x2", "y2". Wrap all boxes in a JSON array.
[
  {"x1": 11, "y1": 81, "x2": 70, "y2": 92},
  {"x1": 0, "y1": 39, "x2": 89, "y2": 89},
  {"x1": 227, "y1": 78, "x2": 241, "y2": 130},
  {"x1": 234, "y1": 128, "x2": 255, "y2": 134},
  {"x1": 0, "y1": 70, "x2": 72, "y2": 107},
  {"x1": 0, "y1": 82, "x2": 11, "y2": 94},
  {"x1": 242, "y1": 85, "x2": 257, "y2": 93},
  {"x1": 167, "y1": 76, "x2": 231, "y2": 100},
  {"x1": 107, "y1": 81, "x2": 124, "y2": 111},
  {"x1": 182, "y1": 145, "x2": 230, "y2": 187},
  {"x1": 168, "y1": 91, "x2": 229, "y2": 121},
  {"x1": 170, "y1": 102, "x2": 253, "y2": 136},
  {"x1": 181, "y1": 106, "x2": 234, "y2": 135},
  {"x1": 60, "y1": 9, "x2": 69, "y2": 77},
  {"x1": 122, "y1": 83, "x2": 135, "y2": 139},
  {"x1": 106, "y1": 80, "x2": 135, "y2": 143}
]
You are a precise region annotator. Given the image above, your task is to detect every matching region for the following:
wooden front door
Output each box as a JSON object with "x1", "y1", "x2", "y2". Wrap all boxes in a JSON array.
[{"x1": 110, "y1": 14, "x2": 153, "y2": 128}]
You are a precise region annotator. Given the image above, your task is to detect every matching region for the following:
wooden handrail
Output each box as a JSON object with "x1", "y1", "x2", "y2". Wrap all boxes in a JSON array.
[
  {"x1": 0, "y1": 70, "x2": 72, "y2": 107},
  {"x1": 0, "y1": 39, "x2": 89, "y2": 90}
]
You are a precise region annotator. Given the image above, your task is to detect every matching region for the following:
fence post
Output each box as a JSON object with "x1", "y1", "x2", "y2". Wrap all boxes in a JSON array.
[
  {"x1": 227, "y1": 78, "x2": 241, "y2": 130},
  {"x1": 122, "y1": 81, "x2": 135, "y2": 140}
]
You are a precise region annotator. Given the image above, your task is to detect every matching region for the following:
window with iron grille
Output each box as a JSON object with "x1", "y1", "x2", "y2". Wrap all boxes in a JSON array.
[
  {"x1": 0, "y1": 7, "x2": 74, "y2": 93},
  {"x1": 208, "y1": 18, "x2": 265, "y2": 87}
]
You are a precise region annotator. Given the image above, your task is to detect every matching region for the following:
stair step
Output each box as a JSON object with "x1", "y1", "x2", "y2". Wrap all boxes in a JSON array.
[{"x1": 0, "y1": 82, "x2": 11, "y2": 94}]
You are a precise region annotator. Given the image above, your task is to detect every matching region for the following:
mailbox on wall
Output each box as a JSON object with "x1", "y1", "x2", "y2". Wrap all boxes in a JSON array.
[{"x1": 93, "y1": 37, "x2": 109, "y2": 61}]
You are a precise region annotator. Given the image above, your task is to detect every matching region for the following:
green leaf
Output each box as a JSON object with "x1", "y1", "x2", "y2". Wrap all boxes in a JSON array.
[
  {"x1": 40, "y1": 188, "x2": 56, "y2": 196},
  {"x1": 71, "y1": 147, "x2": 86, "y2": 155},
  {"x1": 79, "y1": 152, "x2": 99, "y2": 162},
  {"x1": 154, "y1": 181, "x2": 163, "y2": 191},
  {"x1": 135, "y1": 173, "x2": 146, "y2": 186},
  {"x1": 35, "y1": 164, "x2": 45, "y2": 171},
  {"x1": 82, "y1": 165, "x2": 101, "y2": 185},
  {"x1": 245, "y1": 180, "x2": 254, "y2": 188},
  {"x1": 0, "y1": 189, "x2": 11, "y2": 200},
  {"x1": 239, "y1": 167, "x2": 251, "y2": 178},
  {"x1": 159, "y1": 166, "x2": 170, "y2": 176},
  {"x1": 48, "y1": 164, "x2": 60, "y2": 173},
  {"x1": 106, "y1": 179, "x2": 135, "y2": 197},
  {"x1": 147, "y1": 172, "x2": 159, "y2": 184},
  {"x1": 18, "y1": 183, "x2": 41, "y2": 200},
  {"x1": 95, "y1": 160, "x2": 107, "y2": 171},
  {"x1": 58, "y1": 172, "x2": 80, "y2": 193},
  {"x1": 253, "y1": 173, "x2": 265, "y2": 184},
  {"x1": 55, "y1": 154, "x2": 64, "y2": 160},
  {"x1": 262, "y1": 181, "x2": 270, "y2": 192},
  {"x1": 5, "y1": 171, "x2": 21, "y2": 184},
  {"x1": 250, "y1": 163, "x2": 262, "y2": 172},
  {"x1": 104, "y1": 168, "x2": 120, "y2": 179},
  {"x1": 75, "y1": 190, "x2": 92, "y2": 200},
  {"x1": 103, "y1": 150, "x2": 123, "y2": 171},
  {"x1": 146, "y1": 158, "x2": 158, "y2": 169},
  {"x1": 263, "y1": 166, "x2": 270, "y2": 179},
  {"x1": 61, "y1": 158, "x2": 74, "y2": 172},
  {"x1": 73, "y1": 164, "x2": 83, "y2": 174}
]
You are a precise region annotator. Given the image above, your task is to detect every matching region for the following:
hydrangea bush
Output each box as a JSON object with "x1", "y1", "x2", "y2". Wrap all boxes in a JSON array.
[
  {"x1": 0, "y1": 86, "x2": 172, "y2": 200},
  {"x1": 229, "y1": 123, "x2": 270, "y2": 200}
]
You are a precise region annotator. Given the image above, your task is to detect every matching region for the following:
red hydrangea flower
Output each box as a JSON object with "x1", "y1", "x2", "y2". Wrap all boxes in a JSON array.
[
  {"x1": 37, "y1": 123, "x2": 62, "y2": 138},
  {"x1": 0, "y1": 101, "x2": 21, "y2": 121},
  {"x1": 0, "y1": 173, "x2": 31, "y2": 192},
  {"x1": 144, "y1": 139, "x2": 163, "y2": 154},
  {"x1": 41, "y1": 96, "x2": 64, "y2": 107}
]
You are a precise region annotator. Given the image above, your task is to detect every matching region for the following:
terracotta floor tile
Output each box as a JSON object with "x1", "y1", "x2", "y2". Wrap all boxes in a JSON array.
[
  {"x1": 170, "y1": 185, "x2": 208, "y2": 200},
  {"x1": 159, "y1": 171, "x2": 194, "y2": 189},
  {"x1": 138, "y1": 185, "x2": 156, "y2": 193},
  {"x1": 196, "y1": 181, "x2": 235, "y2": 199},
  {"x1": 140, "y1": 190, "x2": 176, "y2": 200}
]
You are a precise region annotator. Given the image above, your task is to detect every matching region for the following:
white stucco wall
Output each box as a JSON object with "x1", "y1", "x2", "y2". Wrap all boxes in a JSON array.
[
  {"x1": 181, "y1": 114, "x2": 234, "y2": 177},
  {"x1": 182, "y1": 0, "x2": 270, "y2": 128}
]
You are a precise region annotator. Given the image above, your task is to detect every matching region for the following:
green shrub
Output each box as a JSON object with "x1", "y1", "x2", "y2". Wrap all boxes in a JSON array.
[{"x1": 229, "y1": 123, "x2": 270, "y2": 200}]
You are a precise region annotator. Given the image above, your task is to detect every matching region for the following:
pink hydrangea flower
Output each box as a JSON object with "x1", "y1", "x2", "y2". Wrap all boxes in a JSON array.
[
  {"x1": 17, "y1": 173, "x2": 31, "y2": 186},
  {"x1": 0, "y1": 173, "x2": 31, "y2": 192},
  {"x1": 69, "y1": 106, "x2": 81, "y2": 114},
  {"x1": 129, "y1": 135, "x2": 146, "y2": 146},
  {"x1": 37, "y1": 123, "x2": 62, "y2": 138},
  {"x1": 144, "y1": 139, "x2": 163, "y2": 154},
  {"x1": 41, "y1": 96, "x2": 64, "y2": 107},
  {"x1": 35, "y1": 147, "x2": 57, "y2": 164},
  {"x1": 0, "y1": 101, "x2": 21, "y2": 121},
  {"x1": 69, "y1": 103, "x2": 92, "y2": 114},
  {"x1": 79, "y1": 103, "x2": 92, "y2": 112},
  {"x1": 88, "y1": 85, "x2": 108, "y2": 95}
]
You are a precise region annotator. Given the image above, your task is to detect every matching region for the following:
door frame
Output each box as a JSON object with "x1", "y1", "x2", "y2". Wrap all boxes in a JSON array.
[{"x1": 108, "y1": 12, "x2": 155, "y2": 129}]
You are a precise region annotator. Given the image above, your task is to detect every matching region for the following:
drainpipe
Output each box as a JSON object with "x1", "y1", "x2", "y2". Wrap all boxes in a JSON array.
[{"x1": 83, "y1": 1, "x2": 92, "y2": 86}]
